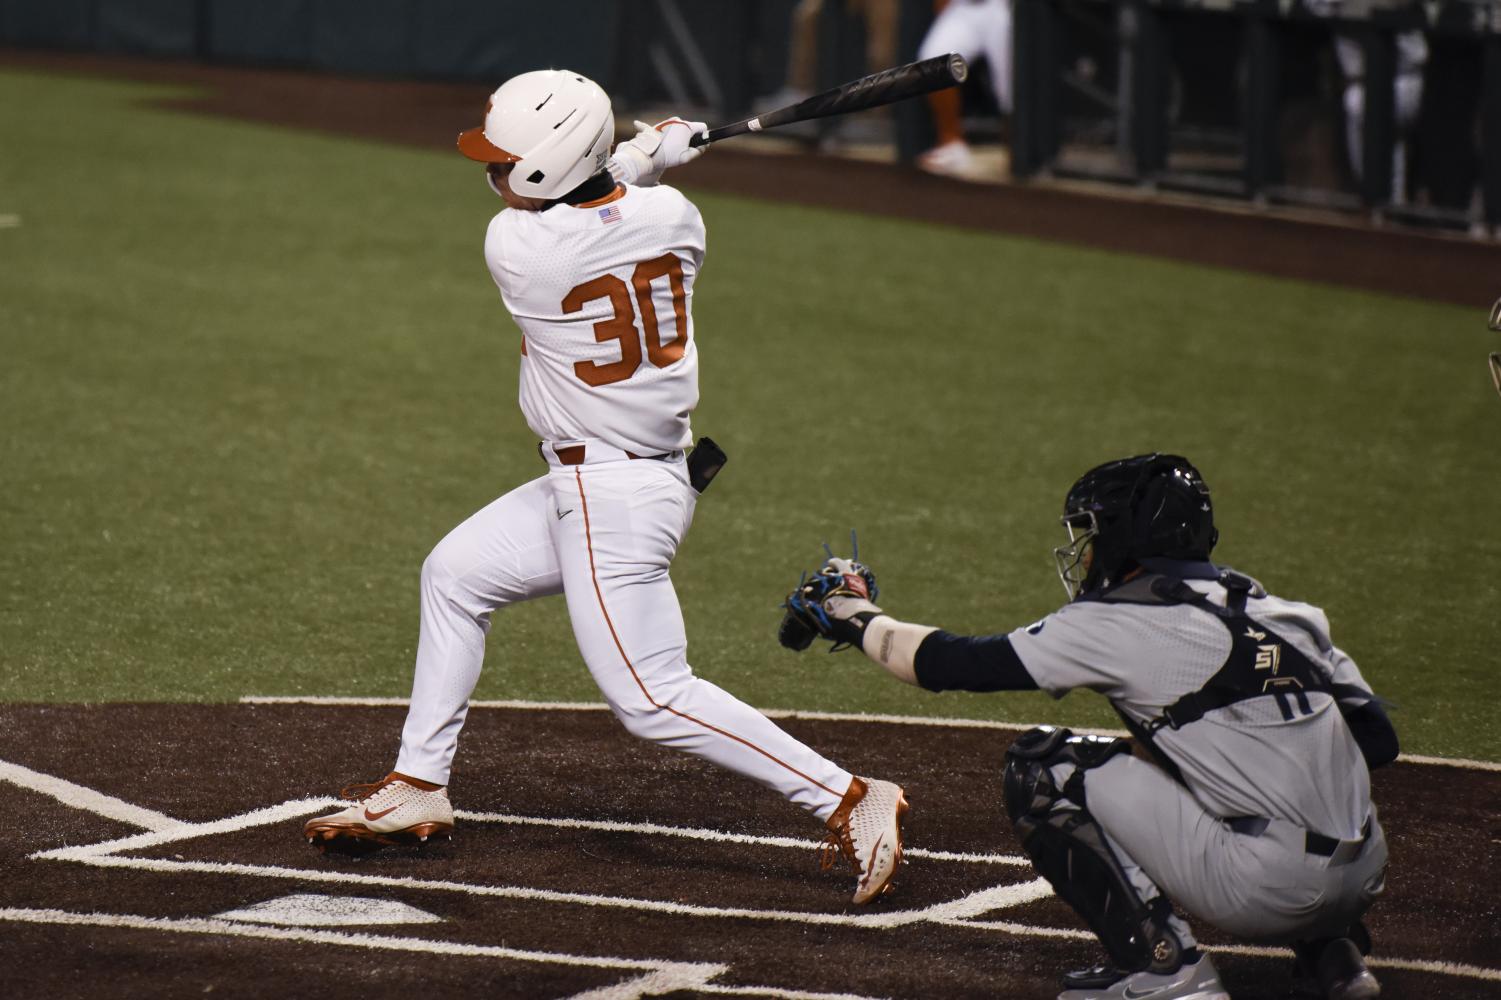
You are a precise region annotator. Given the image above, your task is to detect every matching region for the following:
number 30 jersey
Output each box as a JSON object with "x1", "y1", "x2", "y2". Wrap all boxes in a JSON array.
[{"x1": 484, "y1": 183, "x2": 705, "y2": 456}]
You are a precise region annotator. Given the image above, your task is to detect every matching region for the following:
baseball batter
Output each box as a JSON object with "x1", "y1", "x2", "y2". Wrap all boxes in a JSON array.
[
  {"x1": 304, "y1": 70, "x2": 908, "y2": 905},
  {"x1": 782, "y1": 454, "x2": 1396, "y2": 999}
]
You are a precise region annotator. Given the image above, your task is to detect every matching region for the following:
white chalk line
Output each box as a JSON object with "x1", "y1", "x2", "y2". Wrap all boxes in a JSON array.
[
  {"x1": 1202, "y1": 941, "x2": 1501, "y2": 982},
  {"x1": 0, "y1": 905, "x2": 698, "y2": 969},
  {"x1": 0, "y1": 907, "x2": 743, "y2": 997},
  {"x1": 911, "y1": 878, "x2": 1054, "y2": 921},
  {"x1": 24, "y1": 789, "x2": 1039, "y2": 932},
  {"x1": 31, "y1": 798, "x2": 1501, "y2": 986},
  {"x1": 1347, "y1": 955, "x2": 1501, "y2": 982},
  {"x1": 32, "y1": 796, "x2": 334, "y2": 861},
  {"x1": 0, "y1": 906, "x2": 880, "y2": 1000},
  {"x1": 1394, "y1": 752, "x2": 1501, "y2": 772},
  {"x1": 25, "y1": 791, "x2": 1021, "y2": 868},
  {"x1": 667, "y1": 982, "x2": 879, "y2": 1000},
  {"x1": 935, "y1": 915, "x2": 1091, "y2": 941},
  {"x1": 456, "y1": 808, "x2": 1026, "y2": 866},
  {"x1": 693, "y1": 978, "x2": 876, "y2": 996},
  {"x1": 0, "y1": 758, "x2": 185, "y2": 832},
  {"x1": 34, "y1": 850, "x2": 1039, "y2": 931},
  {"x1": 563, "y1": 967, "x2": 726, "y2": 1000},
  {"x1": 239, "y1": 696, "x2": 1501, "y2": 772},
  {"x1": 11, "y1": 904, "x2": 1490, "y2": 994},
  {"x1": 12, "y1": 761, "x2": 1501, "y2": 986},
  {"x1": 22, "y1": 786, "x2": 1038, "y2": 930},
  {"x1": 938, "y1": 922, "x2": 1501, "y2": 984}
]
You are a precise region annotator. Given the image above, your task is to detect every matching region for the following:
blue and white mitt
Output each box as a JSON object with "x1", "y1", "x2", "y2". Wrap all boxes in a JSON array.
[{"x1": 780, "y1": 540, "x2": 883, "y2": 653}]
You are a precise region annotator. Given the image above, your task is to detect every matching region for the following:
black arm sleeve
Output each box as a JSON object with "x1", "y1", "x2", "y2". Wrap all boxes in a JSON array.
[
  {"x1": 913, "y1": 631, "x2": 1040, "y2": 693},
  {"x1": 1341, "y1": 700, "x2": 1399, "y2": 769}
]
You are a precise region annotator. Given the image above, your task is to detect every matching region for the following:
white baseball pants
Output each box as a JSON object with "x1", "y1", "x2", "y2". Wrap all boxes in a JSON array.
[
  {"x1": 917, "y1": 0, "x2": 1014, "y2": 114},
  {"x1": 394, "y1": 443, "x2": 853, "y2": 821}
]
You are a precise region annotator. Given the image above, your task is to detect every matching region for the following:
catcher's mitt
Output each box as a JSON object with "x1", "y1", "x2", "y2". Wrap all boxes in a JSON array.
[{"x1": 779, "y1": 538, "x2": 882, "y2": 652}]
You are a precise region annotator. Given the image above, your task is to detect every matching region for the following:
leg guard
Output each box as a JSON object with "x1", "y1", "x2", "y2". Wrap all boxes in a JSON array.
[
  {"x1": 1003, "y1": 727, "x2": 1185, "y2": 975},
  {"x1": 1002, "y1": 726, "x2": 1131, "y2": 817}
]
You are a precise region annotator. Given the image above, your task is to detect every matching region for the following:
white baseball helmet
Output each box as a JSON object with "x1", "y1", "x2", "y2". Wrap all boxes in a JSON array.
[{"x1": 457, "y1": 69, "x2": 613, "y2": 200}]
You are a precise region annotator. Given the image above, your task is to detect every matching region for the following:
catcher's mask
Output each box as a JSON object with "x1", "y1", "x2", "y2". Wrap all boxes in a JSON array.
[
  {"x1": 1053, "y1": 453, "x2": 1217, "y2": 600},
  {"x1": 1053, "y1": 510, "x2": 1100, "y2": 601}
]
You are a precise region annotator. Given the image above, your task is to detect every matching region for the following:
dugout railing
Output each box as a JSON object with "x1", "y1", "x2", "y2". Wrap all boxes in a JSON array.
[{"x1": 1009, "y1": 0, "x2": 1501, "y2": 230}]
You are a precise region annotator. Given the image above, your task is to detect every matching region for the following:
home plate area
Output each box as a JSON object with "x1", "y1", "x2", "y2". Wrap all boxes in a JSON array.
[{"x1": 0, "y1": 702, "x2": 1497, "y2": 999}]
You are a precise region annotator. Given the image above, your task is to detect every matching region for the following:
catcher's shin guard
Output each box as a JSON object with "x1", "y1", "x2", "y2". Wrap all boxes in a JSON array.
[{"x1": 1003, "y1": 727, "x2": 1185, "y2": 975}]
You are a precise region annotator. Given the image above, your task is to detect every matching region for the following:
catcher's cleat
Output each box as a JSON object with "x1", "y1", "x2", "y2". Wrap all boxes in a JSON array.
[
  {"x1": 1057, "y1": 952, "x2": 1229, "y2": 1000},
  {"x1": 1290, "y1": 938, "x2": 1380, "y2": 1000},
  {"x1": 302, "y1": 772, "x2": 454, "y2": 852},
  {"x1": 821, "y1": 776, "x2": 908, "y2": 904},
  {"x1": 1060, "y1": 963, "x2": 1127, "y2": 991}
]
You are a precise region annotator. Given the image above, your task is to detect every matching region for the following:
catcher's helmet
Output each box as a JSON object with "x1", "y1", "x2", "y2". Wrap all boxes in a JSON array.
[
  {"x1": 457, "y1": 70, "x2": 613, "y2": 200},
  {"x1": 1053, "y1": 454, "x2": 1217, "y2": 599}
]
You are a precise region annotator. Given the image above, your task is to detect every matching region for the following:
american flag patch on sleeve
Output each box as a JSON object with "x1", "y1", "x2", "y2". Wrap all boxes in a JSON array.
[{"x1": 598, "y1": 204, "x2": 622, "y2": 225}]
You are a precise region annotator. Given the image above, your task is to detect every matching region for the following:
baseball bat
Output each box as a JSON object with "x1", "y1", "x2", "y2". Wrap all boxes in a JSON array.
[{"x1": 687, "y1": 53, "x2": 968, "y2": 148}]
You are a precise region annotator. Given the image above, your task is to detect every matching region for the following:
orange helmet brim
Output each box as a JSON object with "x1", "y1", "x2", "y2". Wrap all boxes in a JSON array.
[{"x1": 457, "y1": 127, "x2": 521, "y2": 164}]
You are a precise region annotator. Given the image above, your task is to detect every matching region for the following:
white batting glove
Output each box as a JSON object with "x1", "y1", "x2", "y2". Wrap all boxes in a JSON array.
[
  {"x1": 655, "y1": 118, "x2": 708, "y2": 167},
  {"x1": 609, "y1": 118, "x2": 708, "y2": 187}
]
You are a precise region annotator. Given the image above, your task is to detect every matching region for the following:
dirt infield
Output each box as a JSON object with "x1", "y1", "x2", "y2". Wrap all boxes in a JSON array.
[
  {"x1": 1, "y1": 702, "x2": 1497, "y2": 999},
  {"x1": 4, "y1": 49, "x2": 1498, "y2": 309}
]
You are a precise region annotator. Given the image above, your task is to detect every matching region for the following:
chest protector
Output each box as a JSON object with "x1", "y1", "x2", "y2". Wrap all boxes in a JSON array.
[{"x1": 1090, "y1": 569, "x2": 1334, "y2": 735}]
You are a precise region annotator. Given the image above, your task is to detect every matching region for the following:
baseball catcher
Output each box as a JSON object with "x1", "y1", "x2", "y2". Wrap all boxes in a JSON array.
[{"x1": 781, "y1": 454, "x2": 1397, "y2": 1000}]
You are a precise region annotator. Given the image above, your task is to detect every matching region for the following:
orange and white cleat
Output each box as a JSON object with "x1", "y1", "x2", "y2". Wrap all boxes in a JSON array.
[
  {"x1": 303, "y1": 773, "x2": 454, "y2": 852},
  {"x1": 821, "y1": 776, "x2": 909, "y2": 904}
]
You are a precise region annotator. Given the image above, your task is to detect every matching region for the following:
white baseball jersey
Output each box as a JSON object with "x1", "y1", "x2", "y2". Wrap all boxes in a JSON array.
[
  {"x1": 1009, "y1": 577, "x2": 1375, "y2": 840},
  {"x1": 484, "y1": 184, "x2": 704, "y2": 456}
]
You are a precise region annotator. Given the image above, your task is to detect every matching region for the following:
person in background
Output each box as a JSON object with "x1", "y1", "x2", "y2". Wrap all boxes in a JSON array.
[{"x1": 915, "y1": 0, "x2": 1014, "y2": 177}]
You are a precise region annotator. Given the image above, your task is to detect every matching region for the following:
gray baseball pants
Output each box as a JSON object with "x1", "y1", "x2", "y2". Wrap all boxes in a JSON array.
[{"x1": 1084, "y1": 755, "x2": 1388, "y2": 944}]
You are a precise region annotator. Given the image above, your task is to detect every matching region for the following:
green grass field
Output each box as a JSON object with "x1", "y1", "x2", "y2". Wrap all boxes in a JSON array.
[{"x1": 2, "y1": 69, "x2": 1497, "y2": 760}]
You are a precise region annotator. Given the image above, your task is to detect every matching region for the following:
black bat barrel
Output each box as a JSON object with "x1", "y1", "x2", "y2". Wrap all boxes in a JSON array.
[
  {"x1": 691, "y1": 54, "x2": 967, "y2": 147},
  {"x1": 769, "y1": 53, "x2": 968, "y2": 127}
]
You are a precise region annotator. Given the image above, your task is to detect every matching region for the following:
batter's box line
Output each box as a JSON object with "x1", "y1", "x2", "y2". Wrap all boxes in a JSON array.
[
  {"x1": 0, "y1": 758, "x2": 185, "y2": 833},
  {"x1": 13, "y1": 762, "x2": 1501, "y2": 987},
  {"x1": 24, "y1": 791, "x2": 1028, "y2": 868},
  {"x1": 0, "y1": 907, "x2": 880, "y2": 1000},
  {"x1": 28, "y1": 792, "x2": 1053, "y2": 931},
  {"x1": 453, "y1": 808, "x2": 1029, "y2": 866}
]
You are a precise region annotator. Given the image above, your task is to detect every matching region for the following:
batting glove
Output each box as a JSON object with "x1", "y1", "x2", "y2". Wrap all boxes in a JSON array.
[{"x1": 609, "y1": 118, "x2": 708, "y2": 187}]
